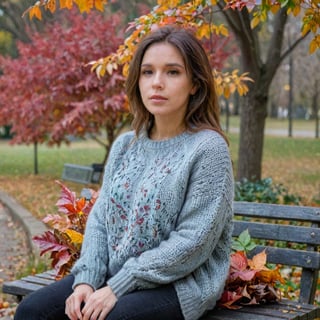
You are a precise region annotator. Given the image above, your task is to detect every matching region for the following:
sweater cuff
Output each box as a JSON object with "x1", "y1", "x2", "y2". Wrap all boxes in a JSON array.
[
  {"x1": 71, "y1": 262, "x2": 107, "y2": 291},
  {"x1": 107, "y1": 268, "x2": 136, "y2": 297},
  {"x1": 72, "y1": 270, "x2": 99, "y2": 290}
]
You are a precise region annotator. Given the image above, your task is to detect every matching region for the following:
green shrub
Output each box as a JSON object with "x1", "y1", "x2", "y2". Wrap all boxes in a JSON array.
[{"x1": 234, "y1": 177, "x2": 301, "y2": 205}]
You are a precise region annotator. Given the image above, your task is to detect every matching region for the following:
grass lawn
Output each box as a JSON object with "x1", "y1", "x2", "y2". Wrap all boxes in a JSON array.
[
  {"x1": 0, "y1": 122, "x2": 319, "y2": 220},
  {"x1": 225, "y1": 115, "x2": 318, "y2": 132}
]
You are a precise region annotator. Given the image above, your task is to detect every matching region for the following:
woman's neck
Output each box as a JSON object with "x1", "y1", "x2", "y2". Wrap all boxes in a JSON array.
[{"x1": 149, "y1": 123, "x2": 186, "y2": 141}]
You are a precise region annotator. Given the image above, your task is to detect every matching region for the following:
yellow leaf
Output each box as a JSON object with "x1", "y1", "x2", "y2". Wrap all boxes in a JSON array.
[
  {"x1": 251, "y1": 15, "x2": 260, "y2": 29},
  {"x1": 95, "y1": 64, "x2": 105, "y2": 79},
  {"x1": 224, "y1": 86, "x2": 230, "y2": 99},
  {"x1": 237, "y1": 85, "x2": 245, "y2": 96},
  {"x1": 74, "y1": 0, "x2": 93, "y2": 13},
  {"x1": 219, "y1": 25, "x2": 229, "y2": 37},
  {"x1": 229, "y1": 83, "x2": 236, "y2": 94},
  {"x1": 309, "y1": 37, "x2": 319, "y2": 54},
  {"x1": 292, "y1": 5, "x2": 300, "y2": 16},
  {"x1": 232, "y1": 68, "x2": 239, "y2": 76},
  {"x1": 122, "y1": 63, "x2": 130, "y2": 77},
  {"x1": 238, "y1": 84, "x2": 249, "y2": 96},
  {"x1": 95, "y1": 0, "x2": 106, "y2": 11},
  {"x1": 197, "y1": 24, "x2": 210, "y2": 39},
  {"x1": 157, "y1": 0, "x2": 180, "y2": 8},
  {"x1": 65, "y1": 229, "x2": 83, "y2": 244}
]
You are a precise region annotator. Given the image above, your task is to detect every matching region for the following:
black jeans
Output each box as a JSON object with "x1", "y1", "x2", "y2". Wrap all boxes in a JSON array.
[{"x1": 14, "y1": 274, "x2": 184, "y2": 320}]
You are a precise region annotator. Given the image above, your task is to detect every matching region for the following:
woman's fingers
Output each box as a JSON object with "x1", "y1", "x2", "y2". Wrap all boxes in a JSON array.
[
  {"x1": 65, "y1": 284, "x2": 94, "y2": 320},
  {"x1": 81, "y1": 286, "x2": 117, "y2": 320}
]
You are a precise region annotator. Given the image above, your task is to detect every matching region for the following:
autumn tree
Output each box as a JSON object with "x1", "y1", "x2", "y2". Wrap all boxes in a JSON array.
[
  {"x1": 216, "y1": 0, "x2": 318, "y2": 180},
  {"x1": 0, "y1": 9, "x2": 129, "y2": 165},
  {"x1": 0, "y1": 1, "x2": 241, "y2": 166},
  {"x1": 0, "y1": 0, "x2": 58, "y2": 57},
  {"x1": 20, "y1": 0, "x2": 320, "y2": 180}
]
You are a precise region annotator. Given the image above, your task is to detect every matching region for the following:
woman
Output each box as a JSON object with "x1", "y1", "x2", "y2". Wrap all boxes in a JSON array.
[{"x1": 15, "y1": 25, "x2": 234, "y2": 320}]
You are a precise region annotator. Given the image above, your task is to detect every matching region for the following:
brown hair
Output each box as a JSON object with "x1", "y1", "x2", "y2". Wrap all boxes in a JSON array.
[{"x1": 126, "y1": 25, "x2": 227, "y2": 142}]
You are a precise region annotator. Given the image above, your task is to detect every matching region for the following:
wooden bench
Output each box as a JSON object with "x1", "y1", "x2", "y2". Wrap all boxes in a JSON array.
[
  {"x1": 2, "y1": 201, "x2": 320, "y2": 319},
  {"x1": 62, "y1": 163, "x2": 103, "y2": 184}
]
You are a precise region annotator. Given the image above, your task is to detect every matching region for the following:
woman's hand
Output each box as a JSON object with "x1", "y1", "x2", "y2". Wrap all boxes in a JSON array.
[
  {"x1": 65, "y1": 284, "x2": 93, "y2": 320},
  {"x1": 80, "y1": 286, "x2": 118, "y2": 320}
]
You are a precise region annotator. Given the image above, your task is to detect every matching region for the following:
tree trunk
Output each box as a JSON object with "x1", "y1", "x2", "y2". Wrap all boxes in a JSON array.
[
  {"x1": 237, "y1": 90, "x2": 267, "y2": 180},
  {"x1": 218, "y1": 4, "x2": 291, "y2": 181},
  {"x1": 312, "y1": 80, "x2": 319, "y2": 138}
]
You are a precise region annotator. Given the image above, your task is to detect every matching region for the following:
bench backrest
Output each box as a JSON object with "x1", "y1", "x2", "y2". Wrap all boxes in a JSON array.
[{"x1": 232, "y1": 201, "x2": 320, "y2": 305}]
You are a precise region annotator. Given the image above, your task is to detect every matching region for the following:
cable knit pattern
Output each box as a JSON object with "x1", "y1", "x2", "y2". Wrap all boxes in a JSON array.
[{"x1": 72, "y1": 129, "x2": 234, "y2": 320}]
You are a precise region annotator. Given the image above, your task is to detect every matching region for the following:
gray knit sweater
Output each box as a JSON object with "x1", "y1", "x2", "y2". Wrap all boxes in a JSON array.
[{"x1": 72, "y1": 129, "x2": 234, "y2": 320}]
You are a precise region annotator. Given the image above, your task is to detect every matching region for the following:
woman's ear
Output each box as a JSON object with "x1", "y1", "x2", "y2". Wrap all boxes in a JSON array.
[{"x1": 190, "y1": 80, "x2": 199, "y2": 95}]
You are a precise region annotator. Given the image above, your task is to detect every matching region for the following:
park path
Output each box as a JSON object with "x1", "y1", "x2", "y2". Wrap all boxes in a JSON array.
[
  {"x1": 0, "y1": 202, "x2": 29, "y2": 320},
  {"x1": 228, "y1": 127, "x2": 317, "y2": 138}
]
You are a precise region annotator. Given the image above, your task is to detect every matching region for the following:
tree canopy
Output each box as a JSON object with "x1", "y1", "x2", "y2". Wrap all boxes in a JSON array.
[
  {"x1": 4, "y1": 0, "x2": 319, "y2": 179},
  {"x1": 0, "y1": 1, "x2": 239, "y2": 163},
  {"x1": 0, "y1": 9, "x2": 128, "y2": 158}
]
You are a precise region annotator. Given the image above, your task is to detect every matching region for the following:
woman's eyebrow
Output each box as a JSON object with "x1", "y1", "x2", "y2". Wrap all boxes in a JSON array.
[{"x1": 141, "y1": 62, "x2": 185, "y2": 69}]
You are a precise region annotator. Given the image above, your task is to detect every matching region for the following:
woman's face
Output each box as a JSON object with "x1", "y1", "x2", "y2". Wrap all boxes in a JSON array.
[{"x1": 138, "y1": 42, "x2": 196, "y2": 123}]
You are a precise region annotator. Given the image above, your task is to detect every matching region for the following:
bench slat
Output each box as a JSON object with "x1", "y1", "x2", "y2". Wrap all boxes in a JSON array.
[
  {"x1": 18, "y1": 275, "x2": 55, "y2": 286},
  {"x1": 34, "y1": 270, "x2": 56, "y2": 280},
  {"x1": 233, "y1": 221, "x2": 320, "y2": 245},
  {"x1": 202, "y1": 300, "x2": 320, "y2": 320},
  {"x1": 248, "y1": 246, "x2": 320, "y2": 269},
  {"x1": 2, "y1": 280, "x2": 47, "y2": 297},
  {"x1": 234, "y1": 202, "x2": 320, "y2": 223}
]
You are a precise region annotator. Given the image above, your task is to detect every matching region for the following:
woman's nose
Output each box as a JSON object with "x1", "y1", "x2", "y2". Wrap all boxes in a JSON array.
[{"x1": 152, "y1": 72, "x2": 164, "y2": 89}]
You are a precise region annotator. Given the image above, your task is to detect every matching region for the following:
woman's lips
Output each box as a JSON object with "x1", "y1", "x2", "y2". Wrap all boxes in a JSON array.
[{"x1": 150, "y1": 95, "x2": 167, "y2": 102}]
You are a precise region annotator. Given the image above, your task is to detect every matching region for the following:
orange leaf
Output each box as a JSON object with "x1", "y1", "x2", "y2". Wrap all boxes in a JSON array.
[
  {"x1": 76, "y1": 197, "x2": 86, "y2": 211},
  {"x1": 45, "y1": 0, "x2": 56, "y2": 13},
  {"x1": 248, "y1": 250, "x2": 268, "y2": 270},
  {"x1": 95, "y1": 0, "x2": 106, "y2": 11},
  {"x1": 60, "y1": 0, "x2": 73, "y2": 9},
  {"x1": 257, "y1": 268, "x2": 285, "y2": 284},
  {"x1": 62, "y1": 203, "x2": 78, "y2": 213},
  {"x1": 74, "y1": 0, "x2": 93, "y2": 13},
  {"x1": 29, "y1": 6, "x2": 42, "y2": 20}
]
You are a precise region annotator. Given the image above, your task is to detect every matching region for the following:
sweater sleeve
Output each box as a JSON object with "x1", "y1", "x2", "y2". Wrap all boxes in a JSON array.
[
  {"x1": 107, "y1": 134, "x2": 234, "y2": 297},
  {"x1": 71, "y1": 132, "x2": 134, "y2": 290}
]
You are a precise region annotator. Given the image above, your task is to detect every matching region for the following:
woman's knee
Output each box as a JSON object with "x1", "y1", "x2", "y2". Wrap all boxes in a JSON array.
[
  {"x1": 14, "y1": 274, "x2": 74, "y2": 320},
  {"x1": 14, "y1": 294, "x2": 44, "y2": 320}
]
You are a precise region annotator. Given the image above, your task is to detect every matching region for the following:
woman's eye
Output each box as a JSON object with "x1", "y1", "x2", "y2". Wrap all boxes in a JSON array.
[
  {"x1": 141, "y1": 69, "x2": 153, "y2": 75},
  {"x1": 168, "y1": 70, "x2": 179, "y2": 75}
]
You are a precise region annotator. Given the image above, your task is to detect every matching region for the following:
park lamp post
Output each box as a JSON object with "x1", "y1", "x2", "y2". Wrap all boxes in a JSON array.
[
  {"x1": 286, "y1": 29, "x2": 294, "y2": 138},
  {"x1": 288, "y1": 51, "x2": 293, "y2": 138}
]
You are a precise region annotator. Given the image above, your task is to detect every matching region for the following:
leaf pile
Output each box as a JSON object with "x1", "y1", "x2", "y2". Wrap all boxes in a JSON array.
[
  {"x1": 218, "y1": 250, "x2": 285, "y2": 309},
  {"x1": 33, "y1": 181, "x2": 98, "y2": 279}
]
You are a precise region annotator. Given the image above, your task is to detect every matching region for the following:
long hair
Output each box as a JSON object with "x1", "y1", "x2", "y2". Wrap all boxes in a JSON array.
[{"x1": 126, "y1": 25, "x2": 227, "y2": 142}]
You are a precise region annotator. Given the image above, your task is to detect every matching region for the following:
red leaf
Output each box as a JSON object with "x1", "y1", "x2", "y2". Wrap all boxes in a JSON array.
[
  {"x1": 230, "y1": 251, "x2": 248, "y2": 272},
  {"x1": 230, "y1": 269, "x2": 257, "y2": 282},
  {"x1": 55, "y1": 181, "x2": 77, "y2": 214},
  {"x1": 33, "y1": 231, "x2": 69, "y2": 256},
  {"x1": 217, "y1": 290, "x2": 243, "y2": 309}
]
